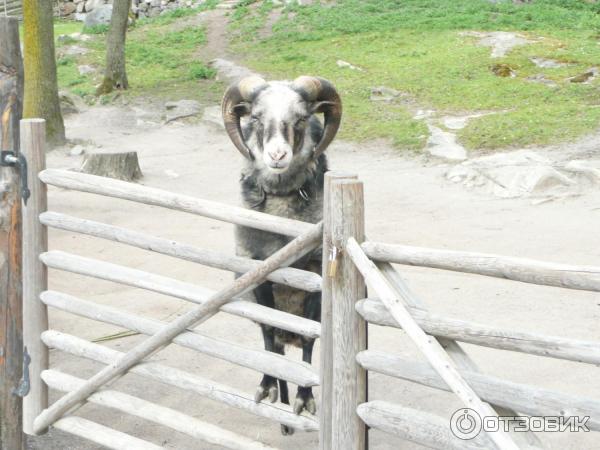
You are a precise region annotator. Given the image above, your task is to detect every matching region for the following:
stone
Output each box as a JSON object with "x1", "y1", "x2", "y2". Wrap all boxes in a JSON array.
[
  {"x1": 69, "y1": 145, "x2": 85, "y2": 157},
  {"x1": 202, "y1": 105, "x2": 224, "y2": 128},
  {"x1": 59, "y1": 90, "x2": 86, "y2": 115},
  {"x1": 426, "y1": 124, "x2": 467, "y2": 161},
  {"x1": 210, "y1": 58, "x2": 259, "y2": 84},
  {"x1": 76, "y1": 3, "x2": 85, "y2": 13},
  {"x1": 61, "y1": 2, "x2": 78, "y2": 15},
  {"x1": 164, "y1": 100, "x2": 202, "y2": 123},
  {"x1": 78, "y1": 65, "x2": 96, "y2": 75},
  {"x1": 84, "y1": 0, "x2": 105, "y2": 12},
  {"x1": 491, "y1": 63, "x2": 515, "y2": 77},
  {"x1": 568, "y1": 67, "x2": 598, "y2": 83},
  {"x1": 369, "y1": 86, "x2": 401, "y2": 102},
  {"x1": 84, "y1": 4, "x2": 113, "y2": 27},
  {"x1": 530, "y1": 57, "x2": 567, "y2": 69},
  {"x1": 526, "y1": 74, "x2": 558, "y2": 88},
  {"x1": 461, "y1": 31, "x2": 532, "y2": 58},
  {"x1": 336, "y1": 59, "x2": 363, "y2": 71},
  {"x1": 62, "y1": 45, "x2": 89, "y2": 56}
]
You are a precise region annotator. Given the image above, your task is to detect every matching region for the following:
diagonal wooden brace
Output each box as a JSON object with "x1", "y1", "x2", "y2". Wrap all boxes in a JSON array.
[
  {"x1": 345, "y1": 237, "x2": 519, "y2": 450},
  {"x1": 32, "y1": 222, "x2": 324, "y2": 435}
]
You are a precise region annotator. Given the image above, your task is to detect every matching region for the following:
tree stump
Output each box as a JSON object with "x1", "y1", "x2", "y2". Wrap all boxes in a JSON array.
[{"x1": 80, "y1": 151, "x2": 142, "y2": 182}]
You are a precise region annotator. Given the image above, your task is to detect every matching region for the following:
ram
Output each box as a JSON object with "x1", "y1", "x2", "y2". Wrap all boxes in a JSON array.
[{"x1": 222, "y1": 75, "x2": 342, "y2": 435}]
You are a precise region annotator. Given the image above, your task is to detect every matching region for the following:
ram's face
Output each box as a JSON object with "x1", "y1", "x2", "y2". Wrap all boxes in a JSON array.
[{"x1": 249, "y1": 85, "x2": 310, "y2": 173}]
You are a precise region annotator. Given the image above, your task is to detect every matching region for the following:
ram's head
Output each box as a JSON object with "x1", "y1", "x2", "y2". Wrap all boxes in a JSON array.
[{"x1": 222, "y1": 76, "x2": 342, "y2": 173}]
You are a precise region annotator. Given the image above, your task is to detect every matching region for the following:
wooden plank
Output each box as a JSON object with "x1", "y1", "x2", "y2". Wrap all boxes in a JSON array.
[
  {"x1": 41, "y1": 330, "x2": 318, "y2": 432},
  {"x1": 42, "y1": 370, "x2": 280, "y2": 450},
  {"x1": 40, "y1": 211, "x2": 321, "y2": 292},
  {"x1": 53, "y1": 416, "x2": 163, "y2": 450},
  {"x1": 357, "y1": 350, "x2": 600, "y2": 432},
  {"x1": 40, "y1": 251, "x2": 320, "y2": 339},
  {"x1": 328, "y1": 179, "x2": 367, "y2": 450},
  {"x1": 346, "y1": 238, "x2": 518, "y2": 450},
  {"x1": 357, "y1": 401, "x2": 489, "y2": 450},
  {"x1": 357, "y1": 298, "x2": 600, "y2": 365},
  {"x1": 319, "y1": 172, "x2": 358, "y2": 450},
  {"x1": 39, "y1": 169, "x2": 313, "y2": 237},
  {"x1": 33, "y1": 222, "x2": 323, "y2": 434},
  {"x1": 363, "y1": 241, "x2": 600, "y2": 292},
  {"x1": 0, "y1": 16, "x2": 23, "y2": 450},
  {"x1": 41, "y1": 290, "x2": 319, "y2": 387},
  {"x1": 21, "y1": 119, "x2": 48, "y2": 436}
]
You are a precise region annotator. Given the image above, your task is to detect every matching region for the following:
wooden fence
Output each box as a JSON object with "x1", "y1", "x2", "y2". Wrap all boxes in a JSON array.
[{"x1": 13, "y1": 117, "x2": 600, "y2": 450}]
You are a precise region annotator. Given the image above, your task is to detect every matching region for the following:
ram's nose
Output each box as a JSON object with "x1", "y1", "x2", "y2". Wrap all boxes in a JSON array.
[{"x1": 268, "y1": 150, "x2": 286, "y2": 161}]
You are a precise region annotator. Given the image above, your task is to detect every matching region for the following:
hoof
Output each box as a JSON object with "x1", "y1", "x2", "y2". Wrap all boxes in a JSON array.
[
  {"x1": 255, "y1": 384, "x2": 278, "y2": 403},
  {"x1": 281, "y1": 424, "x2": 295, "y2": 436},
  {"x1": 293, "y1": 390, "x2": 317, "y2": 415}
]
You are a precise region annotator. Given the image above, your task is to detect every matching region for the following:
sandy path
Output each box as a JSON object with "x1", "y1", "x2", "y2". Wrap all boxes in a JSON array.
[{"x1": 26, "y1": 103, "x2": 600, "y2": 450}]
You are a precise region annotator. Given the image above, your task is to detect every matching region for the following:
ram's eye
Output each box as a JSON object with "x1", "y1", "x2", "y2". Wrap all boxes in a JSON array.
[{"x1": 296, "y1": 117, "x2": 308, "y2": 127}]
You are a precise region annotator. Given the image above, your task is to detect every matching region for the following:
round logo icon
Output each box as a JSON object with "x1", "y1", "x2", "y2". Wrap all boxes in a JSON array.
[{"x1": 450, "y1": 408, "x2": 482, "y2": 440}]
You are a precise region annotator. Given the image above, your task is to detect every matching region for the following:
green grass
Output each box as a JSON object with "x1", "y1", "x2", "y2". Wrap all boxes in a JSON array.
[{"x1": 232, "y1": 0, "x2": 600, "y2": 150}]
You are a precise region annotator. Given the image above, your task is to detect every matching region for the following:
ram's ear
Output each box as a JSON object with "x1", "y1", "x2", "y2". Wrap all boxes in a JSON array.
[
  {"x1": 311, "y1": 100, "x2": 336, "y2": 114},
  {"x1": 233, "y1": 102, "x2": 252, "y2": 116}
]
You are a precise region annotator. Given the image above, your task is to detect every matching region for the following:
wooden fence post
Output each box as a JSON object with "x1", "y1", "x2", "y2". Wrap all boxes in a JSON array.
[
  {"x1": 0, "y1": 16, "x2": 24, "y2": 450},
  {"x1": 21, "y1": 119, "x2": 48, "y2": 435},
  {"x1": 320, "y1": 173, "x2": 367, "y2": 450}
]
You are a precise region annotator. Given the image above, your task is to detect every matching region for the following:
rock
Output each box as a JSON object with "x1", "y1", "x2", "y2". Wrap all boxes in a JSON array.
[
  {"x1": 84, "y1": 4, "x2": 113, "y2": 27},
  {"x1": 564, "y1": 160, "x2": 600, "y2": 184},
  {"x1": 530, "y1": 57, "x2": 567, "y2": 69},
  {"x1": 568, "y1": 67, "x2": 598, "y2": 83},
  {"x1": 59, "y1": 90, "x2": 86, "y2": 115},
  {"x1": 210, "y1": 58, "x2": 259, "y2": 84},
  {"x1": 526, "y1": 74, "x2": 558, "y2": 88},
  {"x1": 69, "y1": 145, "x2": 86, "y2": 157},
  {"x1": 62, "y1": 45, "x2": 89, "y2": 56},
  {"x1": 426, "y1": 124, "x2": 467, "y2": 161},
  {"x1": 202, "y1": 105, "x2": 224, "y2": 128},
  {"x1": 461, "y1": 31, "x2": 532, "y2": 58},
  {"x1": 78, "y1": 65, "x2": 95, "y2": 75},
  {"x1": 85, "y1": 0, "x2": 105, "y2": 12},
  {"x1": 491, "y1": 63, "x2": 515, "y2": 77},
  {"x1": 164, "y1": 169, "x2": 180, "y2": 179},
  {"x1": 61, "y1": 2, "x2": 78, "y2": 15},
  {"x1": 164, "y1": 100, "x2": 202, "y2": 123},
  {"x1": 370, "y1": 86, "x2": 401, "y2": 102},
  {"x1": 336, "y1": 59, "x2": 363, "y2": 71},
  {"x1": 76, "y1": 2, "x2": 85, "y2": 12}
]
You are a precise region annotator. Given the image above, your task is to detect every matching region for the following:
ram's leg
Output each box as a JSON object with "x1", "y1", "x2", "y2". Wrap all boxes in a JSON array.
[
  {"x1": 254, "y1": 282, "x2": 280, "y2": 404},
  {"x1": 294, "y1": 291, "x2": 320, "y2": 415},
  {"x1": 276, "y1": 347, "x2": 295, "y2": 436}
]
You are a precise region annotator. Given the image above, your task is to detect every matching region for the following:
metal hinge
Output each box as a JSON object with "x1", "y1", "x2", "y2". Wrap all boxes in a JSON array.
[
  {"x1": 13, "y1": 346, "x2": 31, "y2": 398},
  {"x1": 0, "y1": 150, "x2": 30, "y2": 204}
]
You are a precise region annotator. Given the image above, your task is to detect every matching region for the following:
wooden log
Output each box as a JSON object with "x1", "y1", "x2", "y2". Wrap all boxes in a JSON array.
[
  {"x1": 357, "y1": 298, "x2": 600, "y2": 365},
  {"x1": 41, "y1": 290, "x2": 319, "y2": 387},
  {"x1": 363, "y1": 241, "x2": 600, "y2": 292},
  {"x1": 39, "y1": 211, "x2": 322, "y2": 292},
  {"x1": 0, "y1": 16, "x2": 23, "y2": 450},
  {"x1": 39, "y1": 169, "x2": 313, "y2": 237},
  {"x1": 319, "y1": 172, "x2": 358, "y2": 450},
  {"x1": 357, "y1": 350, "x2": 600, "y2": 432},
  {"x1": 357, "y1": 401, "x2": 489, "y2": 450},
  {"x1": 21, "y1": 119, "x2": 49, "y2": 436},
  {"x1": 80, "y1": 151, "x2": 142, "y2": 182},
  {"x1": 327, "y1": 178, "x2": 367, "y2": 450},
  {"x1": 42, "y1": 370, "x2": 280, "y2": 450},
  {"x1": 53, "y1": 416, "x2": 163, "y2": 450},
  {"x1": 41, "y1": 330, "x2": 318, "y2": 432},
  {"x1": 40, "y1": 251, "x2": 320, "y2": 338},
  {"x1": 346, "y1": 238, "x2": 518, "y2": 450},
  {"x1": 33, "y1": 222, "x2": 323, "y2": 434}
]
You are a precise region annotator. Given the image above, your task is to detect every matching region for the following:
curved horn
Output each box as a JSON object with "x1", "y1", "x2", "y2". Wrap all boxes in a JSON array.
[
  {"x1": 221, "y1": 76, "x2": 267, "y2": 160},
  {"x1": 293, "y1": 76, "x2": 342, "y2": 157}
]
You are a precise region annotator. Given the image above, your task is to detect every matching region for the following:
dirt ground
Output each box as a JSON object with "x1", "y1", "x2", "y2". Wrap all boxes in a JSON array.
[{"x1": 22, "y1": 99, "x2": 600, "y2": 450}]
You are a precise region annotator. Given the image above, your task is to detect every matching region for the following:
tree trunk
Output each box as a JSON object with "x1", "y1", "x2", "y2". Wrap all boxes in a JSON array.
[
  {"x1": 98, "y1": 0, "x2": 131, "y2": 95},
  {"x1": 22, "y1": 0, "x2": 65, "y2": 146},
  {"x1": 0, "y1": 16, "x2": 24, "y2": 450},
  {"x1": 80, "y1": 151, "x2": 142, "y2": 181}
]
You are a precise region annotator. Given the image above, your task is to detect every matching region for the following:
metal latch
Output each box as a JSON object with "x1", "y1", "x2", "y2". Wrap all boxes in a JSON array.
[
  {"x1": 0, "y1": 150, "x2": 31, "y2": 204},
  {"x1": 13, "y1": 346, "x2": 31, "y2": 398}
]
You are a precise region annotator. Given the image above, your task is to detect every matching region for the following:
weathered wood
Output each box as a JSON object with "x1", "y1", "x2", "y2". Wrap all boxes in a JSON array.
[
  {"x1": 357, "y1": 298, "x2": 600, "y2": 365},
  {"x1": 42, "y1": 370, "x2": 280, "y2": 450},
  {"x1": 40, "y1": 251, "x2": 320, "y2": 338},
  {"x1": 357, "y1": 401, "x2": 489, "y2": 450},
  {"x1": 80, "y1": 151, "x2": 142, "y2": 182},
  {"x1": 363, "y1": 241, "x2": 600, "y2": 292},
  {"x1": 327, "y1": 178, "x2": 367, "y2": 450},
  {"x1": 40, "y1": 211, "x2": 322, "y2": 292},
  {"x1": 39, "y1": 169, "x2": 313, "y2": 237},
  {"x1": 21, "y1": 118, "x2": 48, "y2": 436},
  {"x1": 41, "y1": 330, "x2": 319, "y2": 432},
  {"x1": 41, "y1": 290, "x2": 319, "y2": 387},
  {"x1": 0, "y1": 16, "x2": 23, "y2": 450},
  {"x1": 33, "y1": 222, "x2": 323, "y2": 434},
  {"x1": 53, "y1": 416, "x2": 163, "y2": 450},
  {"x1": 319, "y1": 172, "x2": 358, "y2": 450},
  {"x1": 346, "y1": 238, "x2": 518, "y2": 450},
  {"x1": 357, "y1": 350, "x2": 600, "y2": 432}
]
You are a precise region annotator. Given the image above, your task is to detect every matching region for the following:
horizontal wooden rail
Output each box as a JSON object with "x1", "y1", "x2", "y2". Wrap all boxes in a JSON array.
[
  {"x1": 40, "y1": 211, "x2": 321, "y2": 292},
  {"x1": 357, "y1": 401, "x2": 489, "y2": 450},
  {"x1": 357, "y1": 350, "x2": 600, "y2": 432},
  {"x1": 357, "y1": 299, "x2": 600, "y2": 365},
  {"x1": 40, "y1": 251, "x2": 320, "y2": 339},
  {"x1": 53, "y1": 416, "x2": 162, "y2": 450},
  {"x1": 42, "y1": 370, "x2": 279, "y2": 450},
  {"x1": 362, "y1": 241, "x2": 600, "y2": 292},
  {"x1": 42, "y1": 291, "x2": 319, "y2": 387},
  {"x1": 39, "y1": 169, "x2": 313, "y2": 237},
  {"x1": 42, "y1": 331, "x2": 319, "y2": 432}
]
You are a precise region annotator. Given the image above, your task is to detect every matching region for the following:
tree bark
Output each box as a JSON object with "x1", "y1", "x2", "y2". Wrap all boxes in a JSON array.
[
  {"x1": 22, "y1": 0, "x2": 65, "y2": 146},
  {"x1": 0, "y1": 16, "x2": 24, "y2": 450},
  {"x1": 80, "y1": 151, "x2": 142, "y2": 181},
  {"x1": 98, "y1": 0, "x2": 131, "y2": 95}
]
